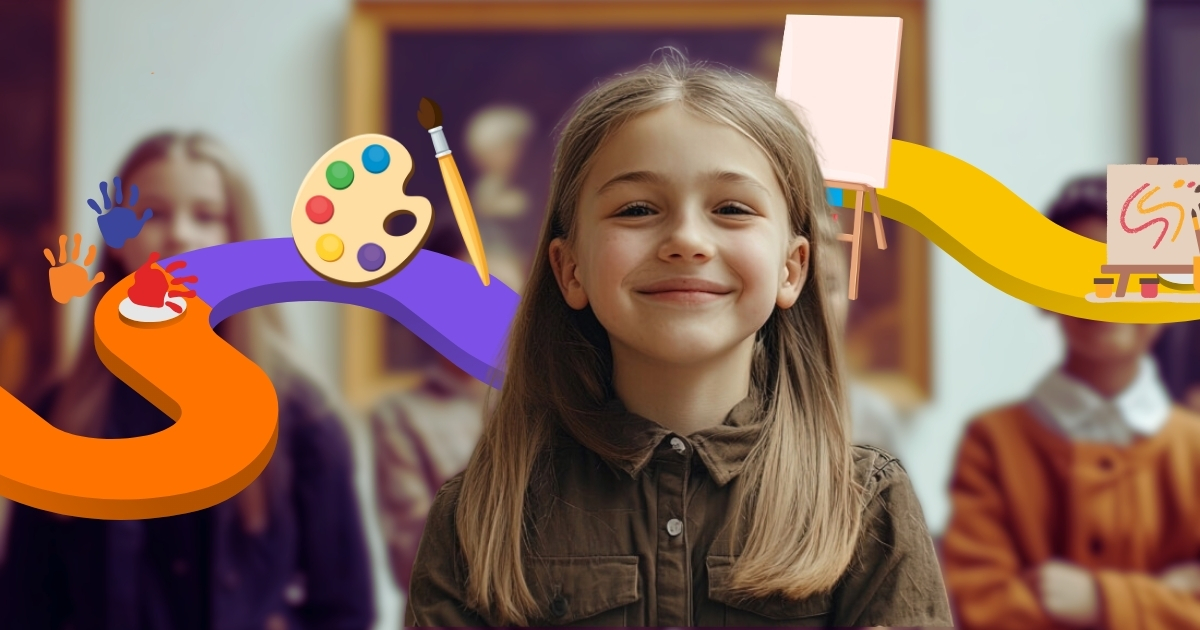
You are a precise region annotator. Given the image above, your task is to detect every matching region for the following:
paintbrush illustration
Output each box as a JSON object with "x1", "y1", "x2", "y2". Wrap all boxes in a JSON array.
[
  {"x1": 418, "y1": 97, "x2": 490, "y2": 286},
  {"x1": 1192, "y1": 208, "x2": 1200, "y2": 253}
]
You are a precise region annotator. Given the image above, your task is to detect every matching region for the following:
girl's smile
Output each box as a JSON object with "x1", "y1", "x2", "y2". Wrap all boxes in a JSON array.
[{"x1": 634, "y1": 276, "x2": 735, "y2": 305}]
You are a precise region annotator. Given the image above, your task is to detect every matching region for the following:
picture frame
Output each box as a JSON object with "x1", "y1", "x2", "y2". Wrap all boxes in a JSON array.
[{"x1": 342, "y1": 0, "x2": 930, "y2": 412}]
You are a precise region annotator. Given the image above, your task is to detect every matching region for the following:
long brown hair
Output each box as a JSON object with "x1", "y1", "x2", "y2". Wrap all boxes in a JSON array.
[
  {"x1": 456, "y1": 53, "x2": 863, "y2": 624},
  {"x1": 49, "y1": 131, "x2": 286, "y2": 532}
]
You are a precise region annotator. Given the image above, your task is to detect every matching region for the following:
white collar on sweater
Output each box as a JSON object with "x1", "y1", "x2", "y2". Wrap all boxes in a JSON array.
[{"x1": 1028, "y1": 356, "x2": 1171, "y2": 444}]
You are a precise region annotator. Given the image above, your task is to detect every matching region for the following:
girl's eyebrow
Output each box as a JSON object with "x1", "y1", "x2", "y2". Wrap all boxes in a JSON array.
[
  {"x1": 595, "y1": 170, "x2": 769, "y2": 195},
  {"x1": 701, "y1": 170, "x2": 770, "y2": 193},
  {"x1": 596, "y1": 170, "x2": 665, "y2": 196}
]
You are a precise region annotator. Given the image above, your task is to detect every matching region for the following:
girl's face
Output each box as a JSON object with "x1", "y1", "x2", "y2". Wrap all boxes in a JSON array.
[
  {"x1": 113, "y1": 153, "x2": 231, "y2": 272},
  {"x1": 551, "y1": 103, "x2": 809, "y2": 367}
]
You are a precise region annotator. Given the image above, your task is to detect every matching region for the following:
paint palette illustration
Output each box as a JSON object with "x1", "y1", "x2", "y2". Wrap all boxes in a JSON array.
[{"x1": 291, "y1": 134, "x2": 434, "y2": 286}]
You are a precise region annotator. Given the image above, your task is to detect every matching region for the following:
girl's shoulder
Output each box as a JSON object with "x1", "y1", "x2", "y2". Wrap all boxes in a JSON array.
[
  {"x1": 849, "y1": 444, "x2": 928, "y2": 528},
  {"x1": 841, "y1": 445, "x2": 952, "y2": 626},
  {"x1": 850, "y1": 443, "x2": 905, "y2": 496},
  {"x1": 418, "y1": 472, "x2": 468, "y2": 554}
]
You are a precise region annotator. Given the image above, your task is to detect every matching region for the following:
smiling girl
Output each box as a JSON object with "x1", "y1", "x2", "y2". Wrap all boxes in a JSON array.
[{"x1": 405, "y1": 54, "x2": 951, "y2": 628}]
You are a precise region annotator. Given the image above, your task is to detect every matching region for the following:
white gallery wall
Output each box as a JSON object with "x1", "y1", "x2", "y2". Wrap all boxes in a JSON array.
[
  {"x1": 63, "y1": 0, "x2": 1144, "y2": 620},
  {"x1": 909, "y1": 0, "x2": 1143, "y2": 533}
]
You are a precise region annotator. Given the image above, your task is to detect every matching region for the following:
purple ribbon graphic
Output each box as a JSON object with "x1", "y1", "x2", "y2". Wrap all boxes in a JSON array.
[{"x1": 163, "y1": 238, "x2": 518, "y2": 388}]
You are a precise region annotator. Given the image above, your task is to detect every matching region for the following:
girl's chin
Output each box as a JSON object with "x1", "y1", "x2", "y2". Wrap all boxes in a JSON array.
[{"x1": 615, "y1": 332, "x2": 756, "y2": 365}]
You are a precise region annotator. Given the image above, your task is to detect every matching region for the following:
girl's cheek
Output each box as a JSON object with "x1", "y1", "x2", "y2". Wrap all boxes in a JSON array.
[{"x1": 201, "y1": 224, "x2": 231, "y2": 248}]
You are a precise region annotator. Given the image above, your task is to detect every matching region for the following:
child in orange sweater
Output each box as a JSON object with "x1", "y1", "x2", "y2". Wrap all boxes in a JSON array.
[{"x1": 943, "y1": 175, "x2": 1200, "y2": 630}]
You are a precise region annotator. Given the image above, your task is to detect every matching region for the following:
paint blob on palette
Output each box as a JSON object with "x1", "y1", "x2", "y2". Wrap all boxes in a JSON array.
[{"x1": 291, "y1": 134, "x2": 434, "y2": 285}]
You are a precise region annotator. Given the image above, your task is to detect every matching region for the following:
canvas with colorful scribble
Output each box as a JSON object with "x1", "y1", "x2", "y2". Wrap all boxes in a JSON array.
[{"x1": 1107, "y1": 164, "x2": 1200, "y2": 265}]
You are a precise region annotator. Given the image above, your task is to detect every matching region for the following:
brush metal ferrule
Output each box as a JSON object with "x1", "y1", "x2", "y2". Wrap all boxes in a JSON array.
[{"x1": 427, "y1": 126, "x2": 451, "y2": 158}]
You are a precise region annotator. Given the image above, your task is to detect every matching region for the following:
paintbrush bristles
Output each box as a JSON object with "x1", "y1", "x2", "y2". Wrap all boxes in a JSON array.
[{"x1": 418, "y1": 97, "x2": 443, "y2": 130}]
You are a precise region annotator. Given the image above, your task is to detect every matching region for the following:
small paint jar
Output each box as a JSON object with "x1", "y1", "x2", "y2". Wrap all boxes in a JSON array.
[
  {"x1": 1140, "y1": 277, "x2": 1160, "y2": 299},
  {"x1": 1094, "y1": 278, "x2": 1114, "y2": 298}
]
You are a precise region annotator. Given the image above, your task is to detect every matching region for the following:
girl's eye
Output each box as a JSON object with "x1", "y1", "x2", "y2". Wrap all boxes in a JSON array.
[
  {"x1": 195, "y1": 208, "x2": 223, "y2": 224},
  {"x1": 616, "y1": 203, "x2": 655, "y2": 217},
  {"x1": 716, "y1": 203, "x2": 753, "y2": 215}
]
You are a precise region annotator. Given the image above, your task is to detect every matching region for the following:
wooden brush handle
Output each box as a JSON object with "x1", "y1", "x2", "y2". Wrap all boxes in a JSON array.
[{"x1": 437, "y1": 154, "x2": 490, "y2": 286}]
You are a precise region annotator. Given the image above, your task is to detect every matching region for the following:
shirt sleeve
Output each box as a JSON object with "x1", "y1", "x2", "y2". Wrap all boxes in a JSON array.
[
  {"x1": 833, "y1": 455, "x2": 954, "y2": 627},
  {"x1": 371, "y1": 398, "x2": 437, "y2": 595},
  {"x1": 404, "y1": 474, "x2": 490, "y2": 628},
  {"x1": 1095, "y1": 569, "x2": 1200, "y2": 630},
  {"x1": 942, "y1": 421, "x2": 1053, "y2": 630}
]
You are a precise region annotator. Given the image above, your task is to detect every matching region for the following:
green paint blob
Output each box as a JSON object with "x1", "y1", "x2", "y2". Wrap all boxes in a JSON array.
[{"x1": 326, "y1": 161, "x2": 354, "y2": 190}]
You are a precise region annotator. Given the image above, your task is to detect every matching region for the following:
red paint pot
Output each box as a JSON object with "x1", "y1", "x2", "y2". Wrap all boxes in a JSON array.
[{"x1": 1140, "y1": 277, "x2": 1160, "y2": 299}]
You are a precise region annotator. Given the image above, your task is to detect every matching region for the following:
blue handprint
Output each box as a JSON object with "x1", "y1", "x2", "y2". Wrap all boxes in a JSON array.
[{"x1": 89, "y1": 177, "x2": 153, "y2": 249}]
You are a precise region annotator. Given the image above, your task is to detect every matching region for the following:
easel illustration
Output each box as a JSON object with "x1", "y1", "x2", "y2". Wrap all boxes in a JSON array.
[
  {"x1": 775, "y1": 14, "x2": 903, "y2": 300},
  {"x1": 827, "y1": 182, "x2": 888, "y2": 300},
  {"x1": 1101, "y1": 157, "x2": 1192, "y2": 297}
]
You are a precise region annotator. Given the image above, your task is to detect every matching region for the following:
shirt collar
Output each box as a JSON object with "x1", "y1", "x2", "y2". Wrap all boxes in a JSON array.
[
  {"x1": 1029, "y1": 356, "x2": 1172, "y2": 442},
  {"x1": 561, "y1": 395, "x2": 766, "y2": 487}
]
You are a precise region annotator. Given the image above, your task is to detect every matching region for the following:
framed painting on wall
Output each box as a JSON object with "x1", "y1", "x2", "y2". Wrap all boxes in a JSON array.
[
  {"x1": 342, "y1": 0, "x2": 930, "y2": 412},
  {"x1": 1147, "y1": 0, "x2": 1200, "y2": 405}
]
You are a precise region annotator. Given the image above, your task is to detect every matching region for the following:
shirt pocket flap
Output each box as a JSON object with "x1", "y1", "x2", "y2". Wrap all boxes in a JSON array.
[
  {"x1": 527, "y1": 555, "x2": 641, "y2": 623},
  {"x1": 706, "y1": 555, "x2": 831, "y2": 620}
]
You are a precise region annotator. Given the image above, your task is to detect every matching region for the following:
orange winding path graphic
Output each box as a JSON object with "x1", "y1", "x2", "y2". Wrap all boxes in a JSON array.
[{"x1": 0, "y1": 267, "x2": 278, "y2": 519}]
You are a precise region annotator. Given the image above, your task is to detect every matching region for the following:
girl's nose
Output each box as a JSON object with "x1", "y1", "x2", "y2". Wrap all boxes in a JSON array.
[
  {"x1": 658, "y1": 208, "x2": 716, "y2": 262},
  {"x1": 166, "y1": 215, "x2": 194, "y2": 257}
]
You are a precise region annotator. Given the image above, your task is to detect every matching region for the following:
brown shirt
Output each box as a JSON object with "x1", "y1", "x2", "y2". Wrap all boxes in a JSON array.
[{"x1": 405, "y1": 397, "x2": 952, "y2": 627}]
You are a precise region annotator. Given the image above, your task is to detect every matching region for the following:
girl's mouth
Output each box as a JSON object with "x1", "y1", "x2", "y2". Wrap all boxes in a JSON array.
[{"x1": 638, "y1": 290, "x2": 729, "y2": 304}]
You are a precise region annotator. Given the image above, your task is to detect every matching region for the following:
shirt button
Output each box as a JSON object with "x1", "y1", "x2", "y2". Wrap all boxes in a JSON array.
[
  {"x1": 1090, "y1": 537, "x2": 1104, "y2": 555},
  {"x1": 550, "y1": 595, "x2": 569, "y2": 618},
  {"x1": 667, "y1": 518, "x2": 683, "y2": 536},
  {"x1": 670, "y1": 437, "x2": 686, "y2": 453},
  {"x1": 1098, "y1": 457, "x2": 1114, "y2": 471}
]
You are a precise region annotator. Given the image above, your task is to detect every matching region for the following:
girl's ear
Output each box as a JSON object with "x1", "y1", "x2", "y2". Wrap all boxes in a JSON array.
[
  {"x1": 549, "y1": 238, "x2": 589, "y2": 310},
  {"x1": 777, "y1": 235, "x2": 809, "y2": 309}
]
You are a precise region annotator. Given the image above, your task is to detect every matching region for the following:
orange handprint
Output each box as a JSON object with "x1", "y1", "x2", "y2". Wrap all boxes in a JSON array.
[{"x1": 45, "y1": 233, "x2": 106, "y2": 304}]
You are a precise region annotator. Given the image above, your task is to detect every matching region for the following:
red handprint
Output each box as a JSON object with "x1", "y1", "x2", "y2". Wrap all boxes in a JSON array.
[{"x1": 127, "y1": 252, "x2": 197, "y2": 313}]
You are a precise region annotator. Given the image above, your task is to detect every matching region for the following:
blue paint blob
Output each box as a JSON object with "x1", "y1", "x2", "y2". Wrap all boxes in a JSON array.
[
  {"x1": 362, "y1": 144, "x2": 390, "y2": 174},
  {"x1": 358, "y1": 242, "x2": 386, "y2": 272}
]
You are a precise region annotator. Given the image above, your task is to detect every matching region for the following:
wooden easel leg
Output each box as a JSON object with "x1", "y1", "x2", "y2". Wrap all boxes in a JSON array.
[
  {"x1": 849, "y1": 190, "x2": 865, "y2": 301},
  {"x1": 869, "y1": 188, "x2": 887, "y2": 250},
  {"x1": 1116, "y1": 273, "x2": 1130, "y2": 297}
]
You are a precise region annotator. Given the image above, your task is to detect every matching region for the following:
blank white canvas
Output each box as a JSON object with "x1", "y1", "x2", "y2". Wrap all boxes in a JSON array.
[{"x1": 777, "y1": 15, "x2": 903, "y2": 189}]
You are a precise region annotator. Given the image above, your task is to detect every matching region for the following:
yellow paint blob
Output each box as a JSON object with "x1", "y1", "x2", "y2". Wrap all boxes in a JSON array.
[
  {"x1": 1175, "y1": 179, "x2": 1186, "y2": 188},
  {"x1": 316, "y1": 234, "x2": 344, "y2": 261}
]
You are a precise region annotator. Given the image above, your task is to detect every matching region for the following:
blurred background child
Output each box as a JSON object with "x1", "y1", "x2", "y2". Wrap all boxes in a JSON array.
[
  {"x1": 942, "y1": 175, "x2": 1200, "y2": 630},
  {"x1": 0, "y1": 132, "x2": 375, "y2": 630},
  {"x1": 370, "y1": 225, "x2": 489, "y2": 602}
]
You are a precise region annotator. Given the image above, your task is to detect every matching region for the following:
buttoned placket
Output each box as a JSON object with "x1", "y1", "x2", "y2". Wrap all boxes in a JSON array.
[{"x1": 654, "y1": 434, "x2": 692, "y2": 626}]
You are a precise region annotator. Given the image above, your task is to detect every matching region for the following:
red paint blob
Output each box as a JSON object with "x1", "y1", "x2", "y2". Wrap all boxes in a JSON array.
[
  {"x1": 306, "y1": 195, "x2": 334, "y2": 224},
  {"x1": 127, "y1": 253, "x2": 198, "y2": 310},
  {"x1": 128, "y1": 252, "x2": 168, "y2": 308},
  {"x1": 1190, "y1": 182, "x2": 1196, "y2": 188}
]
